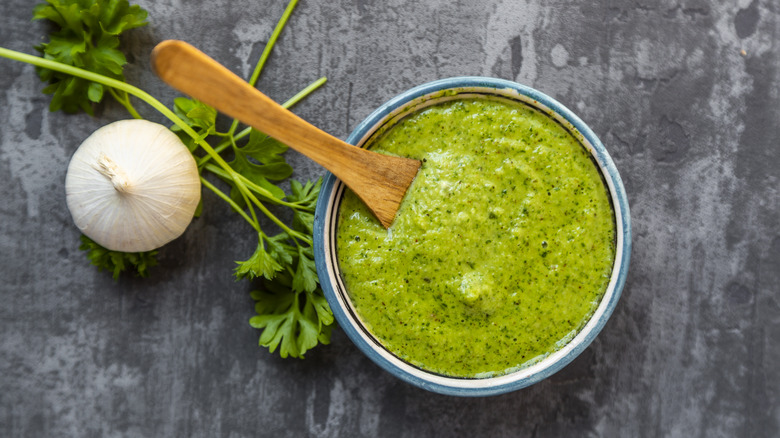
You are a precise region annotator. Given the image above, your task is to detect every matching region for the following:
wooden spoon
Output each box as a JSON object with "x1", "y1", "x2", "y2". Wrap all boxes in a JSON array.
[{"x1": 151, "y1": 40, "x2": 420, "y2": 228}]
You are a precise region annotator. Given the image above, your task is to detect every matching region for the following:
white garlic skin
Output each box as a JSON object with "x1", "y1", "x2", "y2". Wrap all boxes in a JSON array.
[{"x1": 65, "y1": 119, "x2": 201, "y2": 252}]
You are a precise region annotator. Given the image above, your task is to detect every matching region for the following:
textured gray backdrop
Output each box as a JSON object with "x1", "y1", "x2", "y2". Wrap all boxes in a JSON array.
[{"x1": 1, "y1": 0, "x2": 778, "y2": 437}]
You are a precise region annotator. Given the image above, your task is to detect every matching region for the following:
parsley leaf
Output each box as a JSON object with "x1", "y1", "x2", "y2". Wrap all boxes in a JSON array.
[
  {"x1": 264, "y1": 232, "x2": 296, "y2": 267},
  {"x1": 234, "y1": 233, "x2": 286, "y2": 281},
  {"x1": 79, "y1": 235, "x2": 158, "y2": 280},
  {"x1": 224, "y1": 128, "x2": 292, "y2": 205},
  {"x1": 237, "y1": 130, "x2": 290, "y2": 177},
  {"x1": 307, "y1": 287, "x2": 335, "y2": 329},
  {"x1": 170, "y1": 97, "x2": 217, "y2": 151},
  {"x1": 249, "y1": 271, "x2": 333, "y2": 359},
  {"x1": 171, "y1": 97, "x2": 217, "y2": 132},
  {"x1": 32, "y1": 0, "x2": 148, "y2": 114},
  {"x1": 287, "y1": 178, "x2": 321, "y2": 234},
  {"x1": 288, "y1": 178, "x2": 322, "y2": 207},
  {"x1": 292, "y1": 245, "x2": 318, "y2": 293},
  {"x1": 242, "y1": 226, "x2": 333, "y2": 358}
]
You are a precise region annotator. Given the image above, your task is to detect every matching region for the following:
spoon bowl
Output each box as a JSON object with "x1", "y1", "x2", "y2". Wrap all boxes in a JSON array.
[{"x1": 151, "y1": 40, "x2": 420, "y2": 228}]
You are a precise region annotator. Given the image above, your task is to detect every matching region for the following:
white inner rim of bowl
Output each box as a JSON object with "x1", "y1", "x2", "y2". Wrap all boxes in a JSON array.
[{"x1": 322, "y1": 86, "x2": 625, "y2": 389}]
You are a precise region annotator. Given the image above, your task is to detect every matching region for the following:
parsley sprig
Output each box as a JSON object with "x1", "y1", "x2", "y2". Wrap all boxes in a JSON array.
[
  {"x1": 32, "y1": 0, "x2": 148, "y2": 116},
  {"x1": 0, "y1": 0, "x2": 333, "y2": 358},
  {"x1": 79, "y1": 235, "x2": 158, "y2": 280}
]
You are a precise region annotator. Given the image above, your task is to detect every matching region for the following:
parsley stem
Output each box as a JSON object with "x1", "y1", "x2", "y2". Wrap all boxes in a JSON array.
[
  {"x1": 249, "y1": 0, "x2": 298, "y2": 88},
  {"x1": 226, "y1": 0, "x2": 299, "y2": 138},
  {"x1": 229, "y1": 176, "x2": 287, "y2": 240},
  {"x1": 283, "y1": 76, "x2": 328, "y2": 108},
  {"x1": 200, "y1": 177, "x2": 259, "y2": 232},
  {"x1": 242, "y1": 187, "x2": 310, "y2": 244},
  {"x1": 203, "y1": 162, "x2": 295, "y2": 208},
  {"x1": 108, "y1": 88, "x2": 142, "y2": 119},
  {"x1": 241, "y1": 187, "x2": 261, "y2": 231},
  {"x1": 229, "y1": 136, "x2": 262, "y2": 229},
  {"x1": 233, "y1": 173, "x2": 300, "y2": 208}
]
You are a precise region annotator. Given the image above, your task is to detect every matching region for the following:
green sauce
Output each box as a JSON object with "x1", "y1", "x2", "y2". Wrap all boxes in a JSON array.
[{"x1": 336, "y1": 97, "x2": 615, "y2": 378}]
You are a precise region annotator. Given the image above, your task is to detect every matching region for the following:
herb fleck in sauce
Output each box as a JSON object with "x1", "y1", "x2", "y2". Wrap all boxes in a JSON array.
[{"x1": 337, "y1": 98, "x2": 615, "y2": 378}]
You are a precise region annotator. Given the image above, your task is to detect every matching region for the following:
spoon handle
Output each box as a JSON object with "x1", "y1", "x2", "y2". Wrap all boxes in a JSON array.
[{"x1": 151, "y1": 40, "x2": 419, "y2": 228}]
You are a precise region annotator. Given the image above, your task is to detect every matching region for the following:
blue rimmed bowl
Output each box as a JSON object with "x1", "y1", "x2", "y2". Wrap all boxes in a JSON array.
[{"x1": 313, "y1": 77, "x2": 631, "y2": 397}]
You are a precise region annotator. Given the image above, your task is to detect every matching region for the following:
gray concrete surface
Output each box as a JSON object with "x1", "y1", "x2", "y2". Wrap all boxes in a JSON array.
[{"x1": 1, "y1": 0, "x2": 779, "y2": 437}]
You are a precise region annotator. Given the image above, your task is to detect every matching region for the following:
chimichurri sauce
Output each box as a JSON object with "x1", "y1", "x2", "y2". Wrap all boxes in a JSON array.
[{"x1": 336, "y1": 97, "x2": 615, "y2": 378}]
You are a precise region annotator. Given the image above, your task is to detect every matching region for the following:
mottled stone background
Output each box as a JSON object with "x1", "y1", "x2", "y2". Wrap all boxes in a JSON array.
[{"x1": 1, "y1": 0, "x2": 778, "y2": 437}]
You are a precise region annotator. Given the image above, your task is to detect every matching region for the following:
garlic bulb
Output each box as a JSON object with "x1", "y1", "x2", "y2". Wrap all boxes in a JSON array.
[{"x1": 65, "y1": 119, "x2": 201, "y2": 252}]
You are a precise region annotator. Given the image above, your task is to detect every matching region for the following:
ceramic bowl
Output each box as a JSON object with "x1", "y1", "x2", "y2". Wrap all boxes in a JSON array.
[{"x1": 313, "y1": 77, "x2": 631, "y2": 397}]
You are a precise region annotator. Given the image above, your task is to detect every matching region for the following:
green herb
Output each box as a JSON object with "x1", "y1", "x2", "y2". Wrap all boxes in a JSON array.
[
  {"x1": 250, "y1": 270, "x2": 334, "y2": 358},
  {"x1": 0, "y1": 0, "x2": 333, "y2": 358},
  {"x1": 79, "y1": 235, "x2": 158, "y2": 280},
  {"x1": 32, "y1": 0, "x2": 148, "y2": 116}
]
